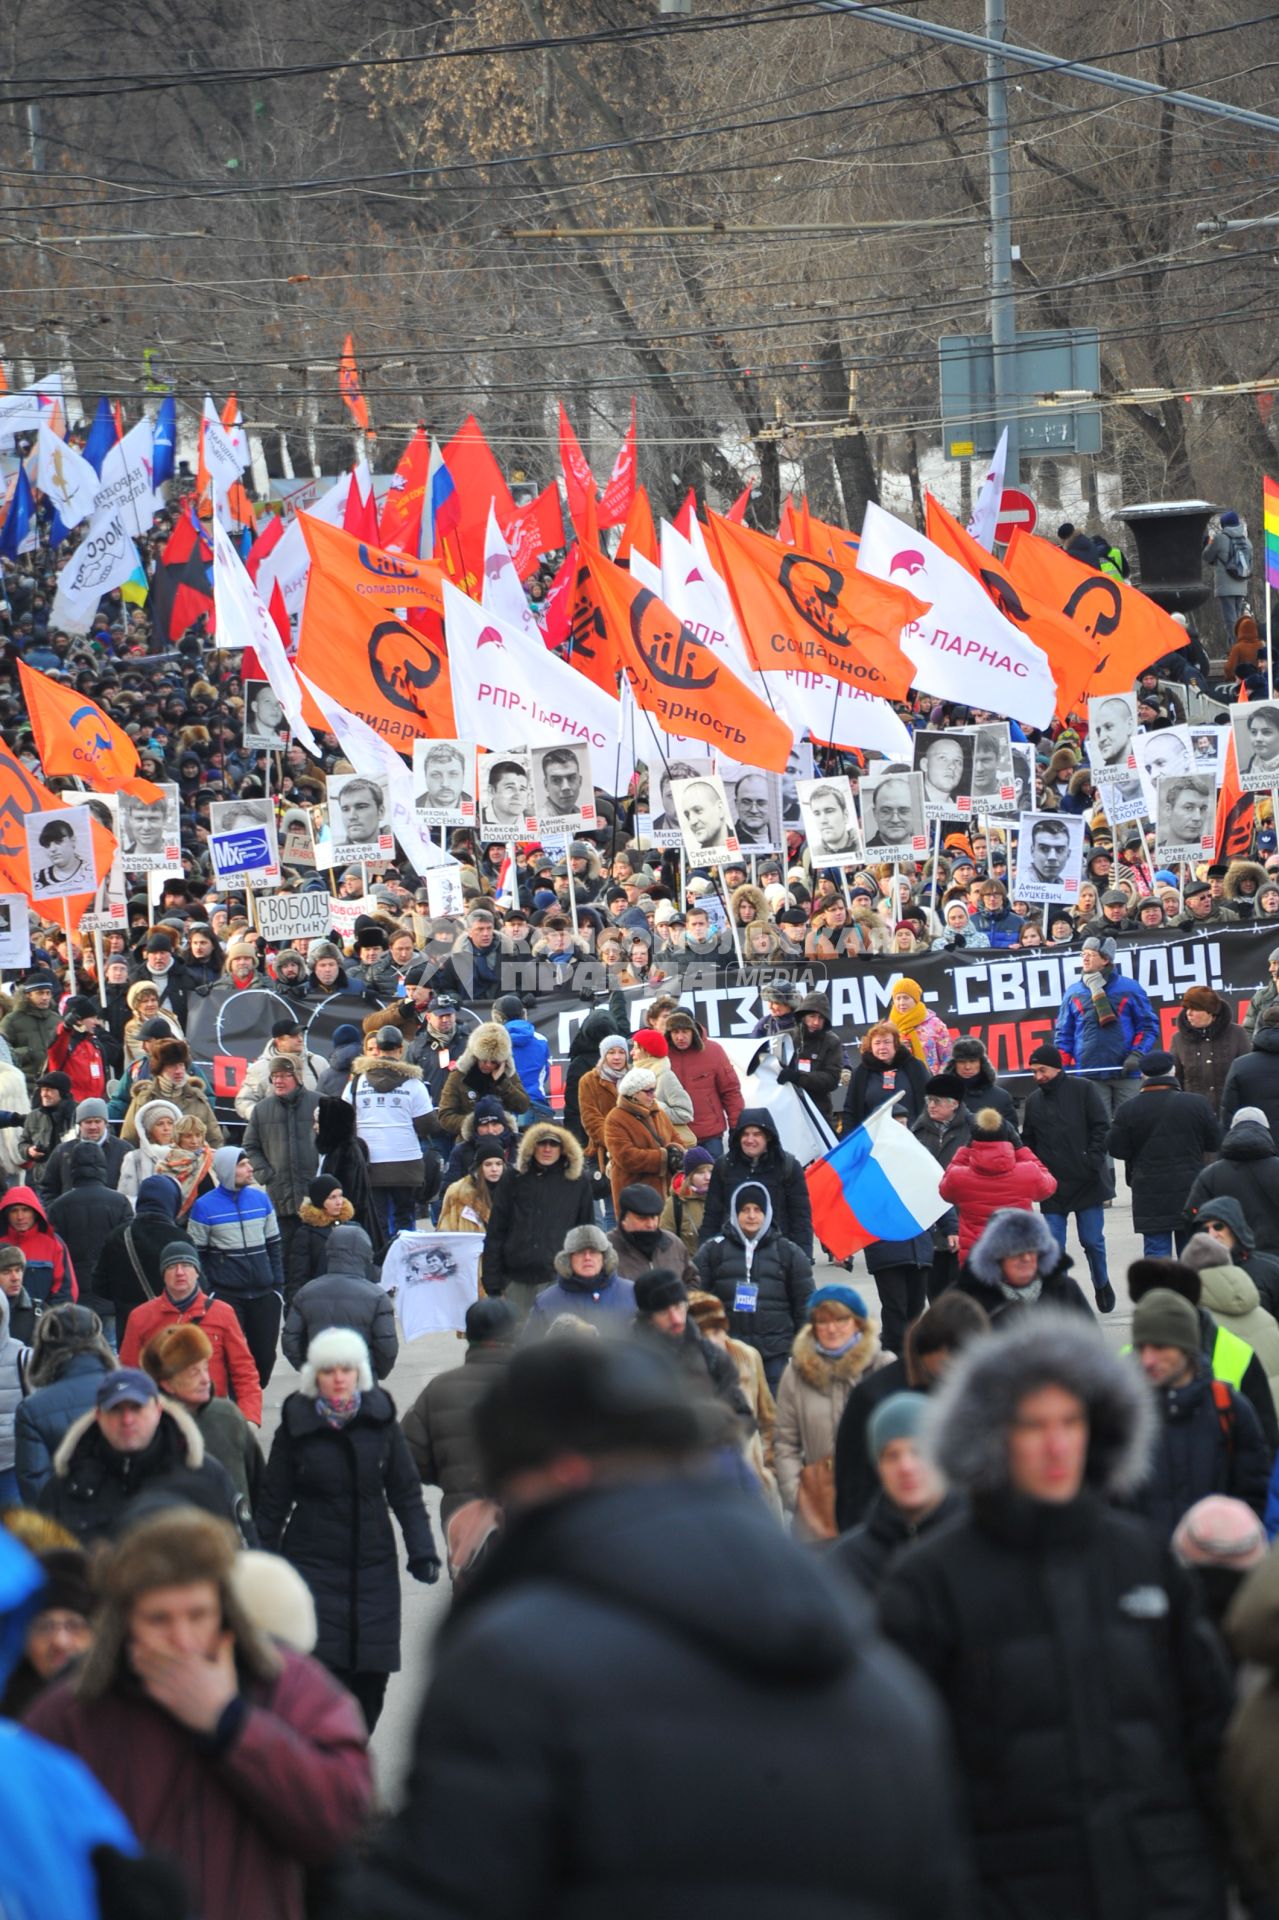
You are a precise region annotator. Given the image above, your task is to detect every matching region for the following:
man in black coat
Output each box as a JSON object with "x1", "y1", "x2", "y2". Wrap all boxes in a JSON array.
[
  {"x1": 1020, "y1": 1044, "x2": 1116, "y2": 1312},
  {"x1": 881, "y1": 1311, "x2": 1233, "y2": 1920},
  {"x1": 698, "y1": 1108, "x2": 812, "y2": 1250},
  {"x1": 947, "y1": 1036, "x2": 1020, "y2": 1139},
  {"x1": 45, "y1": 1142, "x2": 132, "y2": 1327},
  {"x1": 1131, "y1": 1286, "x2": 1271, "y2": 1538},
  {"x1": 1108, "y1": 1051, "x2": 1220, "y2": 1257},
  {"x1": 481, "y1": 1122, "x2": 596, "y2": 1319},
  {"x1": 695, "y1": 1182, "x2": 813, "y2": 1394},
  {"x1": 38, "y1": 1098, "x2": 129, "y2": 1196},
  {"x1": 361, "y1": 1338, "x2": 973, "y2": 1920},
  {"x1": 1185, "y1": 1109, "x2": 1279, "y2": 1252},
  {"x1": 1222, "y1": 1004, "x2": 1279, "y2": 1133}
]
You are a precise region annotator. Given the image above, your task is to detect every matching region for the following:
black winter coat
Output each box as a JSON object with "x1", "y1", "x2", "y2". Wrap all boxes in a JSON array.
[
  {"x1": 695, "y1": 1218, "x2": 815, "y2": 1364},
  {"x1": 830, "y1": 1490, "x2": 964, "y2": 1597},
  {"x1": 96, "y1": 1210, "x2": 193, "y2": 1333},
  {"x1": 257, "y1": 1387, "x2": 437, "y2": 1674},
  {"x1": 45, "y1": 1153, "x2": 132, "y2": 1305},
  {"x1": 1020, "y1": 1072, "x2": 1114, "y2": 1214},
  {"x1": 281, "y1": 1230, "x2": 398, "y2": 1381},
  {"x1": 1184, "y1": 1122, "x2": 1279, "y2": 1250},
  {"x1": 361, "y1": 1478, "x2": 973, "y2": 1920},
  {"x1": 845, "y1": 1047, "x2": 929, "y2": 1128},
  {"x1": 562, "y1": 996, "x2": 630, "y2": 1145},
  {"x1": 1222, "y1": 1025, "x2": 1279, "y2": 1134},
  {"x1": 1134, "y1": 1371, "x2": 1271, "y2": 1540},
  {"x1": 38, "y1": 1132, "x2": 130, "y2": 1197},
  {"x1": 881, "y1": 1488, "x2": 1232, "y2": 1920},
  {"x1": 699, "y1": 1109, "x2": 813, "y2": 1250},
  {"x1": 833, "y1": 1359, "x2": 915, "y2": 1532},
  {"x1": 483, "y1": 1160, "x2": 595, "y2": 1299},
  {"x1": 38, "y1": 1403, "x2": 252, "y2": 1547},
  {"x1": 776, "y1": 996, "x2": 845, "y2": 1125},
  {"x1": 1108, "y1": 1082, "x2": 1221, "y2": 1232},
  {"x1": 955, "y1": 1065, "x2": 1020, "y2": 1140},
  {"x1": 401, "y1": 1342, "x2": 511, "y2": 1523},
  {"x1": 1171, "y1": 1003, "x2": 1251, "y2": 1113},
  {"x1": 243, "y1": 1087, "x2": 320, "y2": 1219},
  {"x1": 953, "y1": 1250, "x2": 1094, "y2": 1324},
  {"x1": 14, "y1": 1350, "x2": 113, "y2": 1502}
]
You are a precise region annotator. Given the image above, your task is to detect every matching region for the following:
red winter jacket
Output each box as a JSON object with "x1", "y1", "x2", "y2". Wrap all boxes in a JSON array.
[
  {"x1": 119, "y1": 1287, "x2": 264, "y2": 1425},
  {"x1": 665, "y1": 1034, "x2": 745, "y2": 1143},
  {"x1": 939, "y1": 1140, "x2": 1057, "y2": 1259},
  {"x1": 0, "y1": 1185, "x2": 76, "y2": 1302},
  {"x1": 28, "y1": 1646, "x2": 373, "y2": 1920},
  {"x1": 44, "y1": 1027, "x2": 107, "y2": 1105}
]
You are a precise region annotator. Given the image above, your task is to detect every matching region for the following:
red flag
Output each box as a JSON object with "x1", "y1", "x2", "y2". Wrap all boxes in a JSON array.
[
  {"x1": 151, "y1": 511, "x2": 214, "y2": 642},
  {"x1": 341, "y1": 467, "x2": 380, "y2": 545},
  {"x1": 338, "y1": 334, "x2": 370, "y2": 432},
  {"x1": 598, "y1": 399, "x2": 637, "y2": 528},
  {"x1": 378, "y1": 425, "x2": 429, "y2": 554},
  {"x1": 558, "y1": 403, "x2": 597, "y2": 529},
  {"x1": 726, "y1": 483, "x2": 752, "y2": 525},
  {"x1": 245, "y1": 513, "x2": 283, "y2": 584},
  {"x1": 502, "y1": 484, "x2": 564, "y2": 579},
  {"x1": 615, "y1": 487, "x2": 658, "y2": 568},
  {"x1": 268, "y1": 578, "x2": 292, "y2": 651},
  {"x1": 542, "y1": 548, "x2": 576, "y2": 652},
  {"x1": 777, "y1": 498, "x2": 798, "y2": 546},
  {"x1": 1216, "y1": 703, "x2": 1255, "y2": 859},
  {"x1": 672, "y1": 487, "x2": 697, "y2": 539},
  {"x1": 443, "y1": 414, "x2": 516, "y2": 595}
]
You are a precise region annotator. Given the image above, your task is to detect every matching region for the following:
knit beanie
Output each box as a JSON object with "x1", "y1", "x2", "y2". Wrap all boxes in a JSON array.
[
  {"x1": 76, "y1": 1098, "x2": 110, "y2": 1122},
  {"x1": 1231, "y1": 1106, "x2": 1272, "y2": 1132},
  {"x1": 889, "y1": 978, "x2": 922, "y2": 1003},
  {"x1": 808, "y1": 1282, "x2": 868, "y2": 1320},
  {"x1": 867, "y1": 1391, "x2": 928, "y2": 1462},
  {"x1": 308, "y1": 1175, "x2": 343, "y2": 1208},
  {"x1": 633, "y1": 1268, "x2": 688, "y2": 1315},
  {"x1": 1171, "y1": 1495, "x2": 1268, "y2": 1571},
  {"x1": 1180, "y1": 1233, "x2": 1231, "y2": 1273},
  {"x1": 598, "y1": 1033, "x2": 631, "y2": 1060},
  {"x1": 1131, "y1": 1287, "x2": 1201, "y2": 1356},
  {"x1": 618, "y1": 1067, "x2": 657, "y2": 1100},
  {"x1": 1027, "y1": 1044, "x2": 1064, "y2": 1069},
  {"x1": 734, "y1": 1183, "x2": 769, "y2": 1214},
  {"x1": 682, "y1": 1146, "x2": 715, "y2": 1174},
  {"x1": 160, "y1": 1241, "x2": 202, "y2": 1277},
  {"x1": 632, "y1": 1027, "x2": 669, "y2": 1060},
  {"x1": 1139, "y1": 1050, "x2": 1175, "y2": 1078}
]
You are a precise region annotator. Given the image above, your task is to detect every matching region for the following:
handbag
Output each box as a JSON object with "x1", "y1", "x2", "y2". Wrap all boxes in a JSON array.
[{"x1": 795, "y1": 1456, "x2": 837, "y2": 1542}]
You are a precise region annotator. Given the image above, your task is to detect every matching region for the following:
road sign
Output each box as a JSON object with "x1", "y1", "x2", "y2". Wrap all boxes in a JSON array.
[
  {"x1": 939, "y1": 328, "x2": 1102, "y2": 457},
  {"x1": 995, "y1": 488, "x2": 1037, "y2": 544}
]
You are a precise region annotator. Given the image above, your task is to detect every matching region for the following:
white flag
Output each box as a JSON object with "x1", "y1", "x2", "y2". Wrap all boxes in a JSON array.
[
  {"x1": 51, "y1": 511, "x2": 143, "y2": 633},
  {"x1": 481, "y1": 503, "x2": 540, "y2": 641},
  {"x1": 298, "y1": 672, "x2": 451, "y2": 874},
  {"x1": 444, "y1": 579, "x2": 624, "y2": 769},
  {"x1": 95, "y1": 417, "x2": 155, "y2": 539},
  {"x1": 201, "y1": 397, "x2": 244, "y2": 508},
  {"x1": 0, "y1": 373, "x2": 65, "y2": 437},
  {"x1": 771, "y1": 669, "x2": 913, "y2": 759},
  {"x1": 857, "y1": 502, "x2": 1055, "y2": 728},
  {"x1": 256, "y1": 472, "x2": 352, "y2": 649},
  {"x1": 36, "y1": 425, "x2": 98, "y2": 530},
  {"x1": 211, "y1": 518, "x2": 319, "y2": 756},
  {"x1": 661, "y1": 516, "x2": 760, "y2": 691},
  {"x1": 967, "y1": 427, "x2": 1008, "y2": 553}
]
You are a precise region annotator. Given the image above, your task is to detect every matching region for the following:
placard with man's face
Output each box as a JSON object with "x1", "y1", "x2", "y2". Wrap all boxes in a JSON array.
[
  {"x1": 1012, "y1": 811, "x2": 1085, "y2": 904},
  {"x1": 118, "y1": 783, "x2": 182, "y2": 872},
  {"x1": 242, "y1": 678, "x2": 291, "y2": 751},
  {"x1": 969, "y1": 722, "x2": 1017, "y2": 813},
  {"x1": 1154, "y1": 774, "x2": 1216, "y2": 864},
  {"x1": 27, "y1": 805, "x2": 95, "y2": 902},
  {"x1": 1087, "y1": 693, "x2": 1138, "y2": 773},
  {"x1": 0, "y1": 895, "x2": 29, "y2": 973},
  {"x1": 209, "y1": 798, "x2": 281, "y2": 886},
  {"x1": 1189, "y1": 725, "x2": 1227, "y2": 786},
  {"x1": 327, "y1": 772, "x2": 393, "y2": 865},
  {"x1": 781, "y1": 739, "x2": 815, "y2": 824},
  {"x1": 529, "y1": 741, "x2": 597, "y2": 833},
  {"x1": 478, "y1": 751, "x2": 535, "y2": 839},
  {"x1": 912, "y1": 730, "x2": 974, "y2": 819},
  {"x1": 723, "y1": 766, "x2": 783, "y2": 851},
  {"x1": 796, "y1": 777, "x2": 863, "y2": 866},
  {"x1": 1136, "y1": 724, "x2": 1194, "y2": 818},
  {"x1": 1010, "y1": 743, "x2": 1037, "y2": 816},
  {"x1": 641, "y1": 757, "x2": 714, "y2": 848},
  {"x1": 1233, "y1": 702, "x2": 1279, "y2": 793},
  {"x1": 412, "y1": 739, "x2": 476, "y2": 826},
  {"x1": 671, "y1": 772, "x2": 739, "y2": 863},
  {"x1": 861, "y1": 765, "x2": 927, "y2": 860}
]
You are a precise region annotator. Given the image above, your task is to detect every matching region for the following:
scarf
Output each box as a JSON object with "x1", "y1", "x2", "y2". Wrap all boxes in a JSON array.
[
  {"x1": 890, "y1": 997, "x2": 930, "y2": 1061},
  {"x1": 996, "y1": 1275, "x2": 1044, "y2": 1307},
  {"x1": 622, "y1": 1225, "x2": 663, "y2": 1260},
  {"x1": 1085, "y1": 970, "x2": 1118, "y2": 1026},
  {"x1": 315, "y1": 1391, "x2": 361, "y2": 1429},
  {"x1": 597, "y1": 1057, "x2": 628, "y2": 1084},
  {"x1": 158, "y1": 1144, "x2": 215, "y2": 1217},
  {"x1": 813, "y1": 1327, "x2": 862, "y2": 1359}
]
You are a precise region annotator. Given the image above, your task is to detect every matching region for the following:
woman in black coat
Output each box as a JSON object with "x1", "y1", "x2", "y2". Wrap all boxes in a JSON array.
[
  {"x1": 845, "y1": 1025, "x2": 929, "y2": 1129},
  {"x1": 316, "y1": 1095, "x2": 385, "y2": 1257},
  {"x1": 257, "y1": 1326, "x2": 439, "y2": 1731},
  {"x1": 1184, "y1": 1114, "x2": 1279, "y2": 1248},
  {"x1": 481, "y1": 1123, "x2": 595, "y2": 1318},
  {"x1": 775, "y1": 991, "x2": 846, "y2": 1127}
]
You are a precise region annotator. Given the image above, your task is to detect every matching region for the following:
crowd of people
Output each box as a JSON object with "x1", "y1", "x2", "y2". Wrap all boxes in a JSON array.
[{"x1": 5, "y1": 484, "x2": 1279, "y2": 1914}]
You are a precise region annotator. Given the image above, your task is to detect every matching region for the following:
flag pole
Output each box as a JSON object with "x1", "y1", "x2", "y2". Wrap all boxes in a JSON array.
[
  {"x1": 929, "y1": 818, "x2": 942, "y2": 916},
  {"x1": 565, "y1": 851, "x2": 580, "y2": 937},
  {"x1": 61, "y1": 896, "x2": 75, "y2": 990},
  {"x1": 92, "y1": 927, "x2": 107, "y2": 1013}
]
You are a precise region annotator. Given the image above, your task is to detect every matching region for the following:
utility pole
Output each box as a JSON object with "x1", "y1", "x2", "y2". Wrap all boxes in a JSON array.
[{"x1": 986, "y1": 0, "x2": 1018, "y2": 486}]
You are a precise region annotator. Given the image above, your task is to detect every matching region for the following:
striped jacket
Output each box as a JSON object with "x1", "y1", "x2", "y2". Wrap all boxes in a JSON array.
[{"x1": 188, "y1": 1146, "x2": 284, "y2": 1297}]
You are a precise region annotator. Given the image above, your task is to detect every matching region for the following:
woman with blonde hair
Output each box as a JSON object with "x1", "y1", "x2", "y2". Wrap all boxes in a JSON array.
[
  {"x1": 773, "y1": 1284, "x2": 893, "y2": 1541},
  {"x1": 121, "y1": 981, "x2": 183, "y2": 1067},
  {"x1": 156, "y1": 1113, "x2": 216, "y2": 1218}
]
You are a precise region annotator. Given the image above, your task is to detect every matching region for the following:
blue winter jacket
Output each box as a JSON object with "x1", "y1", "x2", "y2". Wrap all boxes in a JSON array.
[
  {"x1": 1054, "y1": 965, "x2": 1159, "y2": 1072},
  {"x1": 505, "y1": 1018, "x2": 551, "y2": 1105},
  {"x1": 971, "y1": 905, "x2": 1024, "y2": 949},
  {"x1": 187, "y1": 1147, "x2": 285, "y2": 1298}
]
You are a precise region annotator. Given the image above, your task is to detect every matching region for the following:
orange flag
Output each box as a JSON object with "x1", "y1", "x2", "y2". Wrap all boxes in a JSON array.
[
  {"x1": 443, "y1": 414, "x2": 516, "y2": 594},
  {"x1": 299, "y1": 513, "x2": 444, "y2": 617},
  {"x1": 17, "y1": 662, "x2": 162, "y2": 801},
  {"x1": 923, "y1": 495, "x2": 1101, "y2": 719},
  {"x1": 707, "y1": 510, "x2": 921, "y2": 702},
  {"x1": 296, "y1": 561, "x2": 454, "y2": 747},
  {"x1": 563, "y1": 546, "x2": 621, "y2": 696},
  {"x1": 1216, "y1": 694, "x2": 1255, "y2": 859},
  {"x1": 777, "y1": 498, "x2": 798, "y2": 546},
  {"x1": 1003, "y1": 529, "x2": 1183, "y2": 694},
  {"x1": 579, "y1": 543, "x2": 793, "y2": 771},
  {"x1": 615, "y1": 486, "x2": 658, "y2": 567},
  {"x1": 338, "y1": 334, "x2": 370, "y2": 432},
  {"x1": 0, "y1": 740, "x2": 118, "y2": 923}
]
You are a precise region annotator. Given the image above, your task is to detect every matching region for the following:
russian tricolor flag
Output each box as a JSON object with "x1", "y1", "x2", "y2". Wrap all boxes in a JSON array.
[
  {"x1": 423, "y1": 437, "x2": 461, "y2": 567},
  {"x1": 806, "y1": 1100, "x2": 946, "y2": 1258}
]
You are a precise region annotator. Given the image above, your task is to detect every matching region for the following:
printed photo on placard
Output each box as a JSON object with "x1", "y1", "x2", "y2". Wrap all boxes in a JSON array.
[
  {"x1": 671, "y1": 772, "x2": 740, "y2": 863},
  {"x1": 1010, "y1": 743, "x2": 1037, "y2": 816},
  {"x1": 912, "y1": 730, "x2": 973, "y2": 819},
  {"x1": 426, "y1": 863, "x2": 467, "y2": 919},
  {"x1": 861, "y1": 765, "x2": 928, "y2": 859},
  {"x1": 970, "y1": 722, "x2": 1017, "y2": 813},
  {"x1": 1087, "y1": 693, "x2": 1138, "y2": 776},
  {"x1": 118, "y1": 783, "x2": 182, "y2": 872},
  {"x1": 412, "y1": 739, "x2": 476, "y2": 827},
  {"x1": 327, "y1": 772, "x2": 394, "y2": 866},
  {"x1": 1190, "y1": 725, "x2": 1227, "y2": 786},
  {"x1": 641, "y1": 758, "x2": 714, "y2": 848},
  {"x1": 0, "y1": 895, "x2": 30, "y2": 973},
  {"x1": 79, "y1": 794, "x2": 127, "y2": 931},
  {"x1": 278, "y1": 805, "x2": 318, "y2": 868},
  {"x1": 1012, "y1": 812, "x2": 1085, "y2": 904},
  {"x1": 725, "y1": 767, "x2": 783, "y2": 851},
  {"x1": 209, "y1": 798, "x2": 281, "y2": 886},
  {"x1": 478, "y1": 751, "x2": 534, "y2": 838},
  {"x1": 781, "y1": 738, "x2": 815, "y2": 826},
  {"x1": 796, "y1": 777, "x2": 863, "y2": 865},
  {"x1": 1136, "y1": 725, "x2": 1194, "y2": 818},
  {"x1": 242, "y1": 679, "x2": 291, "y2": 751},
  {"x1": 1232, "y1": 702, "x2": 1279, "y2": 792},
  {"x1": 1154, "y1": 774, "x2": 1216, "y2": 864},
  {"x1": 529, "y1": 741, "x2": 598, "y2": 834},
  {"x1": 26, "y1": 806, "x2": 94, "y2": 901}
]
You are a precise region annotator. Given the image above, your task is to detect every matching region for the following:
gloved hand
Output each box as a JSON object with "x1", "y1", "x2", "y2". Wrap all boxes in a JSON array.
[
  {"x1": 1122, "y1": 1052, "x2": 1143, "y2": 1074},
  {"x1": 776, "y1": 1062, "x2": 799, "y2": 1086},
  {"x1": 408, "y1": 1554, "x2": 441, "y2": 1586},
  {"x1": 666, "y1": 1144, "x2": 685, "y2": 1173}
]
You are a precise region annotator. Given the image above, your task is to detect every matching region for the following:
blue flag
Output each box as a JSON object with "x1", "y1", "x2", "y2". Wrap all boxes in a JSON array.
[
  {"x1": 82, "y1": 397, "x2": 116, "y2": 477},
  {"x1": 0, "y1": 464, "x2": 35, "y2": 560},
  {"x1": 152, "y1": 394, "x2": 175, "y2": 491}
]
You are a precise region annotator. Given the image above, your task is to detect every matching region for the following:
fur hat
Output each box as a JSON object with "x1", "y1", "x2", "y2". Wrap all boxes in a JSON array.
[
  {"x1": 686, "y1": 1287, "x2": 728, "y2": 1332},
  {"x1": 153, "y1": 1038, "x2": 191, "y2": 1073},
  {"x1": 971, "y1": 1106, "x2": 1012, "y2": 1141},
  {"x1": 924, "y1": 1072, "x2": 967, "y2": 1101},
  {"x1": 925, "y1": 1308, "x2": 1154, "y2": 1497},
  {"x1": 26, "y1": 1304, "x2": 114, "y2": 1390},
  {"x1": 1182, "y1": 985, "x2": 1222, "y2": 1014},
  {"x1": 307, "y1": 939, "x2": 343, "y2": 969},
  {"x1": 140, "y1": 1323, "x2": 213, "y2": 1384},
  {"x1": 554, "y1": 1224, "x2": 619, "y2": 1278},
  {"x1": 1126, "y1": 1257, "x2": 1201, "y2": 1305},
  {"x1": 948, "y1": 1037, "x2": 989, "y2": 1064},
  {"x1": 618, "y1": 1067, "x2": 657, "y2": 1100},
  {"x1": 1080, "y1": 934, "x2": 1117, "y2": 962},
  {"x1": 1132, "y1": 1287, "x2": 1201, "y2": 1357},
  {"x1": 462, "y1": 1022, "x2": 514, "y2": 1069},
  {"x1": 633, "y1": 1267, "x2": 689, "y2": 1315},
  {"x1": 967, "y1": 1207, "x2": 1060, "y2": 1287},
  {"x1": 299, "y1": 1326, "x2": 374, "y2": 1395},
  {"x1": 229, "y1": 1550, "x2": 318, "y2": 1655}
]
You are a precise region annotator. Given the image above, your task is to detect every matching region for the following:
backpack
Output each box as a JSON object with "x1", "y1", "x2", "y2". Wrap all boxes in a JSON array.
[{"x1": 1225, "y1": 533, "x2": 1253, "y2": 581}]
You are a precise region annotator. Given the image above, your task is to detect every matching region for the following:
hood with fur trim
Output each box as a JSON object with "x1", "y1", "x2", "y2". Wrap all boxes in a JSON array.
[
  {"x1": 731, "y1": 883, "x2": 770, "y2": 925},
  {"x1": 52, "y1": 1395, "x2": 206, "y2": 1481},
  {"x1": 967, "y1": 1207, "x2": 1062, "y2": 1288},
  {"x1": 297, "y1": 1197, "x2": 355, "y2": 1229},
  {"x1": 924, "y1": 1308, "x2": 1153, "y2": 1497},
  {"x1": 514, "y1": 1121, "x2": 585, "y2": 1180},
  {"x1": 789, "y1": 1320, "x2": 883, "y2": 1390},
  {"x1": 350, "y1": 1053, "x2": 424, "y2": 1085},
  {"x1": 455, "y1": 1022, "x2": 515, "y2": 1075},
  {"x1": 1225, "y1": 860, "x2": 1268, "y2": 902}
]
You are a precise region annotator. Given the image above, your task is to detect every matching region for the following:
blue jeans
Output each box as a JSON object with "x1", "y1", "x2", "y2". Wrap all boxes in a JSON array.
[
  {"x1": 1143, "y1": 1231, "x2": 1174, "y2": 1259},
  {"x1": 1045, "y1": 1208, "x2": 1109, "y2": 1292},
  {"x1": 698, "y1": 1135, "x2": 726, "y2": 1160}
]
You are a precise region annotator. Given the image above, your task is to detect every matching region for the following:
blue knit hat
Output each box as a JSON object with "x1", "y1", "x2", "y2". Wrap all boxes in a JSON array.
[
  {"x1": 868, "y1": 1391, "x2": 928, "y2": 1462},
  {"x1": 808, "y1": 1282, "x2": 868, "y2": 1320},
  {"x1": 1221, "y1": 510, "x2": 1241, "y2": 527}
]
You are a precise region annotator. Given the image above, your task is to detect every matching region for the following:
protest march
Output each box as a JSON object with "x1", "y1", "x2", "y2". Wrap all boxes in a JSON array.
[{"x1": 5, "y1": 344, "x2": 1279, "y2": 1920}]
